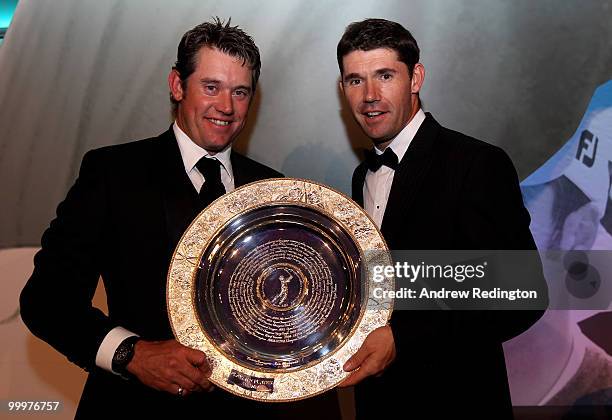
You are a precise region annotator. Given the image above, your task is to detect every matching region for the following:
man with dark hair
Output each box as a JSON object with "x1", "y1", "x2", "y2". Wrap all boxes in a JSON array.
[
  {"x1": 170, "y1": 17, "x2": 261, "y2": 116},
  {"x1": 20, "y1": 18, "x2": 338, "y2": 418},
  {"x1": 336, "y1": 18, "x2": 547, "y2": 418}
]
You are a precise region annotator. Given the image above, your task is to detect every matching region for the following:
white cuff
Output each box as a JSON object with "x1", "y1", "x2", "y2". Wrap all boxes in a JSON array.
[{"x1": 95, "y1": 326, "x2": 139, "y2": 374}]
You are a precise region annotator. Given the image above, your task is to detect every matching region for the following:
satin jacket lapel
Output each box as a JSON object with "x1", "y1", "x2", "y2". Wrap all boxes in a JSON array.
[
  {"x1": 380, "y1": 113, "x2": 440, "y2": 246},
  {"x1": 231, "y1": 151, "x2": 267, "y2": 188},
  {"x1": 231, "y1": 151, "x2": 249, "y2": 188},
  {"x1": 154, "y1": 129, "x2": 202, "y2": 253},
  {"x1": 352, "y1": 163, "x2": 368, "y2": 207}
]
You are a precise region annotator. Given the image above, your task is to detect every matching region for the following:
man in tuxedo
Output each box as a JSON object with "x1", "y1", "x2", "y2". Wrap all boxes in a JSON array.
[
  {"x1": 19, "y1": 18, "x2": 339, "y2": 419},
  {"x1": 336, "y1": 18, "x2": 548, "y2": 417}
]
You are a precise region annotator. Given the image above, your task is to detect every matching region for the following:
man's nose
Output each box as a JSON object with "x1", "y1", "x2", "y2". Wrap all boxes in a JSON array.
[
  {"x1": 364, "y1": 81, "x2": 380, "y2": 103},
  {"x1": 216, "y1": 90, "x2": 234, "y2": 115}
]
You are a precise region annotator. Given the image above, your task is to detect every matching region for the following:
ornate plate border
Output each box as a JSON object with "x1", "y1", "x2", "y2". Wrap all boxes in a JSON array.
[{"x1": 167, "y1": 178, "x2": 393, "y2": 402}]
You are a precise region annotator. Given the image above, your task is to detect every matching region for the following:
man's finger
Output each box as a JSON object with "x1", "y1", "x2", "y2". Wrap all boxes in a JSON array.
[
  {"x1": 196, "y1": 362, "x2": 212, "y2": 377},
  {"x1": 343, "y1": 347, "x2": 371, "y2": 372},
  {"x1": 164, "y1": 377, "x2": 196, "y2": 397},
  {"x1": 202, "y1": 380, "x2": 216, "y2": 392},
  {"x1": 339, "y1": 365, "x2": 372, "y2": 387},
  {"x1": 341, "y1": 354, "x2": 382, "y2": 387},
  {"x1": 187, "y1": 351, "x2": 212, "y2": 378},
  {"x1": 185, "y1": 348, "x2": 208, "y2": 368},
  {"x1": 179, "y1": 363, "x2": 210, "y2": 389}
]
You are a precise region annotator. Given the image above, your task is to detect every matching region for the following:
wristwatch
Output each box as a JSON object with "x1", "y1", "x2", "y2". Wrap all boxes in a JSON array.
[{"x1": 112, "y1": 336, "x2": 140, "y2": 378}]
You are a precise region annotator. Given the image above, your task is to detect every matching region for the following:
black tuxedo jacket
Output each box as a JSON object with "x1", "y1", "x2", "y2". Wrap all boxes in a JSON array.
[
  {"x1": 351, "y1": 114, "x2": 548, "y2": 418},
  {"x1": 20, "y1": 129, "x2": 339, "y2": 418}
]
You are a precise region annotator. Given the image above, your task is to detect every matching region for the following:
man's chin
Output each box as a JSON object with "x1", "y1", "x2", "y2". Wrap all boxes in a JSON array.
[
  {"x1": 199, "y1": 139, "x2": 234, "y2": 154},
  {"x1": 371, "y1": 136, "x2": 392, "y2": 145},
  {"x1": 357, "y1": 126, "x2": 392, "y2": 146}
]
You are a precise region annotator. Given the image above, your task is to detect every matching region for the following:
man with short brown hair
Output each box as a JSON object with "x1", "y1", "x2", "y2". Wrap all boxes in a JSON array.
[
  {"x1": 20, "y1": 18, "x2": 342, "y2": 418},
  {"x1": 337, "y1": 18, "x2": 547, "y2": 418}
]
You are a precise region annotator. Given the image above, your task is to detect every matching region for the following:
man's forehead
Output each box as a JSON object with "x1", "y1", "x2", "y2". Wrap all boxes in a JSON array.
[
  {"x1": 342, "y1": 48, "x2": 404, "y2": 70},
  {"x1": 192, "y1": 46, "x2": 252, "y2": 83},
  {"x1": 195, "y1": 46, "x2": 249, "y2": 67}
]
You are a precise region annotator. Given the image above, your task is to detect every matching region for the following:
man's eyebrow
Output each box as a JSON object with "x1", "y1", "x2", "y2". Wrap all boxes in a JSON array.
[
  {"x1": 234, "y1": 84, "x2": 252, "y2": 93},
  {"x1": 342, "y1": 72, "x2": 362, "y2": 81},
  {"x1": 343, "y1": 68, "x2": 398, "y2": 82},
  {"x1": 374, "y1": 68, "x2": 397, "y2": 76},
  {"x1": 200, "y1": 78, "x2": 221, "y2": 84},
  {"x1": 200, "y1": 79, "x2": 251, "y2": 93}
]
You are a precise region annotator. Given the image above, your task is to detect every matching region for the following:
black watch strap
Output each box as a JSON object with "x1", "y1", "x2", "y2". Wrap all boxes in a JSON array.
[{"x1": 112, "y1": 336, "x2": 140, "y2": 378}]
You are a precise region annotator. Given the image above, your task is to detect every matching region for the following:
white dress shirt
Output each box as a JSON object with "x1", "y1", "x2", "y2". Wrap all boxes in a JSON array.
[
  {"x1": 364, "y1": 108, "x2": 426, "y2": 227},
  {"x1": 173, "y1": 122, "x2": 234, "y2": 193},
  {"x1": 95, "y1": 122, "x2": 235, "y2": 374}
]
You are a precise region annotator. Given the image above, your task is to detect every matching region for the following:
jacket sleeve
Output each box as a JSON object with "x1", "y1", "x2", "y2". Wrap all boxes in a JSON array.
[
  {"x1": 20, "y1": 149, "x2": 116, "y2": 371},
  {"x1": 388, "y1": 145, "x2": 549, "y2": 363},
  {"x1": 453, "y1": 145, "x2": 549, "y2": 343}
]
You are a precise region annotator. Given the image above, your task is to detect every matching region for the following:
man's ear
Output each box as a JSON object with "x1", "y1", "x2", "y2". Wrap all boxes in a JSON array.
[
  {"x1": 411, "y1": 63, "x2": 425, "y2": 94},
  {"x1": 168, "y1": 69, "x2": 184, "y2": 102},
  {"x1": 339, "y1": 78, "x2": 345, "y2": 96}
]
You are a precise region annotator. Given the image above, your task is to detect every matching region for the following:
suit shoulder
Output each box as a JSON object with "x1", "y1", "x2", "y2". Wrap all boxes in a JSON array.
[
  {"x1": 78, "y1": 133, "x2": 174, "y2": 178},
  {"x1": 352, "y1": 161, "x2": 368, "y2": 179},
  {"x1": 438, "y1": 126, "x2": 510, "y2": 163},
  {"x1": 232, "y1": 152, "x2": 284, "y2": 178},
  {"x1": 85, "y1": 135, "x2": 162, "y2": 161}
]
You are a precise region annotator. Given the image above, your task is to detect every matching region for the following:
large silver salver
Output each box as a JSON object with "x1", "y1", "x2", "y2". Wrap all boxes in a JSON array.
[{"x1": 167, "y1": 178, "x2": 393, "y2": 401}]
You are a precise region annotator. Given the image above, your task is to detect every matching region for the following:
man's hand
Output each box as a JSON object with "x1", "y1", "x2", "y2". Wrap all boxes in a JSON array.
[
  {"x1": 339, "y1": 325, "x2": 396, "y2": 387},
  {"x1": 127, "y1": 339, "x2": 214, "y2": 396}
]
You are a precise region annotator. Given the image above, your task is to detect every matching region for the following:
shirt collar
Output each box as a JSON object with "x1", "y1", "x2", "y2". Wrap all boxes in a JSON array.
[
  {"x1": 375, "y1": 108, "x2": 426, "y2": 162},
  {"x1": 173, "y1": 122, "x2": 233, "y2": 180}
]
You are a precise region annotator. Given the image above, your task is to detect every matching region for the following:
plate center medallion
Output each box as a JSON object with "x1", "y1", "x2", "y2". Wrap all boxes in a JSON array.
[{"x1": 257, "y1": 264, "x2": 308, "y2": 312}]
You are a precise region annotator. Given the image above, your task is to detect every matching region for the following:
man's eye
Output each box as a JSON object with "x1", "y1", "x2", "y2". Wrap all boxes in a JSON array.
[
  {"x1": 348, "y1": 79, "x2": 361, "y2": 86},
  {"x1": 234, "y1": 89, "x2": 249, "y2": 97},
  {"x1": 205, "y1": 85, "x2": 218, "y2": 94},
  {"x1": 380, "y1": 73, "x2": 392, "y2": 81}
]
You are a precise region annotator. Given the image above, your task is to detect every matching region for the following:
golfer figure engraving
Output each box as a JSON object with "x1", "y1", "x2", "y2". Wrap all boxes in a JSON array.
[
  {"x1": 271, "y1": 274, "x2": 293, "y2": 306},
  {"x1": 257, "y1": 264, "x2": 308, "y2": 312}
]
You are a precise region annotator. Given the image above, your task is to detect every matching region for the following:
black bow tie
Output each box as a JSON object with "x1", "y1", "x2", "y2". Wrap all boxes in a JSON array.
[{"x1": 365, "y1": 147, "x2": 399, "y2": 172}]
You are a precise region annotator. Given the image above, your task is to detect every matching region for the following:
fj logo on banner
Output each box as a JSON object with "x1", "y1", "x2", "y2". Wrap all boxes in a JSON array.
[{"x1": 576, "y1": 129, "x2": 599, "y2": 167}]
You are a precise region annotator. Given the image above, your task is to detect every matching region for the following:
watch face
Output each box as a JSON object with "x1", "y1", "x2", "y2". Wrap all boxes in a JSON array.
[
  {"x1": 116, "y1": 346, "x2": 129, "y2": 363},
  {"x1": 114, "y1": 338, "x2": 137, "y2": 366}
]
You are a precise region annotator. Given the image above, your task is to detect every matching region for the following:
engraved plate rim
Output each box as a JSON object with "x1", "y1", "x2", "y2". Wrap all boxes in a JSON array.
[{"x1": 167, "y1": 178, "x2": 393, "y2": 402}]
